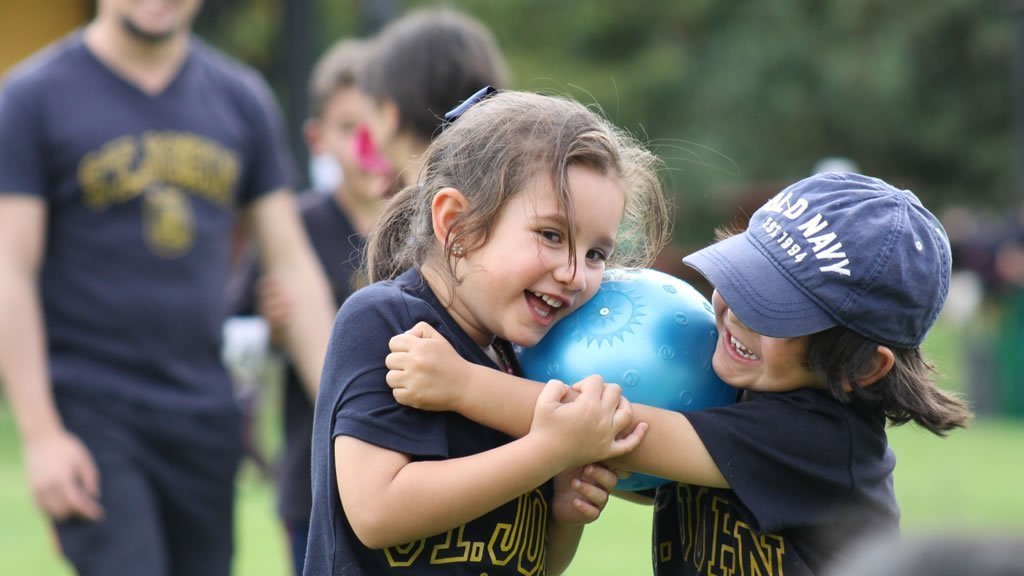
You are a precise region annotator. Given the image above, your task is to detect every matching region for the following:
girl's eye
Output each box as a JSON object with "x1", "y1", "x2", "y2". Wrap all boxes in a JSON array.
[
  {"x1": 540, "y1": 230, "x2": 563, "y2": 243},
  {"x1": 586, "y1": 248, "x2": 608, "y2": 263}
]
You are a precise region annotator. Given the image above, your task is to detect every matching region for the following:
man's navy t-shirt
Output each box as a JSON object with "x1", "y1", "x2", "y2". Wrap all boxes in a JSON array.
[
  {"x1": 653, "y1": 389, "x2": 899, "y2": 575},
  {"x1": 0, "y1": 32, "x2": 294, "y2": 410},
  {"x1": 305, "y1": 268, "x2": 553, "y2": 576}
]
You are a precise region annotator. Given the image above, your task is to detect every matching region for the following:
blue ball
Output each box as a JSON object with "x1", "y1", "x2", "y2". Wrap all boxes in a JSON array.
[{"x1": 520, "y1": 268, "x2": 737, "y2": 491}]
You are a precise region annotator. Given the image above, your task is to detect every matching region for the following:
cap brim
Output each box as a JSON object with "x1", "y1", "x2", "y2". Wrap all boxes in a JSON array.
[{"x1": 683, "y1": 233, "x2": 838, "y2": 338}]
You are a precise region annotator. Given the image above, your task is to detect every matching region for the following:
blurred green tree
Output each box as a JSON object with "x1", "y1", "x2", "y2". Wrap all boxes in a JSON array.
[{"x1": 197, "y1": 0, "x2": 1015, "y2": 245}]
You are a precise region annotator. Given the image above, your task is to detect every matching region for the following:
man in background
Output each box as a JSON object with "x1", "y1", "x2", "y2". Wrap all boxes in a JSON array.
[{"x1": 0, "y1": 1, "x2": 334, "y2": 575}]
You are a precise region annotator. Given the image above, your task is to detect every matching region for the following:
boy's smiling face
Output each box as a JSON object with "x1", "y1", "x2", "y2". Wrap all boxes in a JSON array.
[{"x1": 710, "y1": 290, "x2": 822, "y2": 393}]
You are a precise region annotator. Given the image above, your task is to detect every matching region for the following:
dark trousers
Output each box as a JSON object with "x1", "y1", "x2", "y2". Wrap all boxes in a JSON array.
[{"x1": 54, "y1": 391, "x2": 243, "y2": 576}]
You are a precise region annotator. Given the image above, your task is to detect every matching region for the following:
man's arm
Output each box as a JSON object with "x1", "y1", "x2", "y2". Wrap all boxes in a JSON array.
[
  {"x1": 245, "y1": 189, "x2": 335, "y2": 399},
  {"x1": 0, "y1": 195, "x2": 102, "y2": 520}
]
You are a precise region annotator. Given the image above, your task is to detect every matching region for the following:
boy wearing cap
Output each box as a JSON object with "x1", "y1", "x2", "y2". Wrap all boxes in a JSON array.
[{"x1": 383, "y1": 171, "x2": 973, "y2": 575}]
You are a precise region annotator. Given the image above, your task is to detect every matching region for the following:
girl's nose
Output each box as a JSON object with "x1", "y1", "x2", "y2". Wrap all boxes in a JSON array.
[{"x1": 553, "y1": 258, "x2": 586, "y2": 292}]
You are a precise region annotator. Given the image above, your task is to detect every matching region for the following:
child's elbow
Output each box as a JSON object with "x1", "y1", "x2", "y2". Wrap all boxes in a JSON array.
[{"x1": 347, "y1": 509, "x2": 404, "y2": 550}]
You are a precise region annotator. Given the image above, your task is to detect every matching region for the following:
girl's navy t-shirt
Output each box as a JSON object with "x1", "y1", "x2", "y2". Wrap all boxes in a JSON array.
[{"x1": 305, "y1": 268, "x2": 554, "y2": 576}]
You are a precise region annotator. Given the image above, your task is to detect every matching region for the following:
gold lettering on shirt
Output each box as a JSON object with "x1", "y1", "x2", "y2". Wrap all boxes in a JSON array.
[
  {"x1": 383, "y1": 488, "x2": 548, "y2": 574},
  {"x1": 78, "y1": 131, "x2": 239, "y2": 210},
  {"x1": 77, "y1": 131, "x2": 241, "y2": 258},
  {"x1": 142, "y1": 185, "x2": 193, "y2": 257},
  {"x1": 382, "y1": 540, "x2": 426, "y2": 567},
  {"x1": 658, "y1": 484, "x2": 788, "y2": 576}
]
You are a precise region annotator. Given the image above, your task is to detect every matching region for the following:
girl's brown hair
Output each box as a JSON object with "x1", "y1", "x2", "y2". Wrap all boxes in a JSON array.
[{"x1": 366, "y1": 90, "x2": 671, "y2": 288}]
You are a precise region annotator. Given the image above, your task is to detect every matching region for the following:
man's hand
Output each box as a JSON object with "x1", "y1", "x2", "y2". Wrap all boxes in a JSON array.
[
  {"x1": 24, "y1": 429, "x2": 103, "y2": 521},
  {"x1": 256, "y1": 273, "x2": 292, "y2": 349}
]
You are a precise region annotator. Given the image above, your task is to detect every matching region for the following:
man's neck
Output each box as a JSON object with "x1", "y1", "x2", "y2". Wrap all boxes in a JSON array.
[{"x1": 83, "y1": 17, "x2": 190, "y2": 95}]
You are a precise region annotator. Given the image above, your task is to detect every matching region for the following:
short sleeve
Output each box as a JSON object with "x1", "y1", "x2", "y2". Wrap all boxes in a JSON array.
[
  {"x1": 685, "y1": 390, "x2": 855, "y2": 532},
  {"x1": 319, "y1": 286, "x2": 450, "y2": 459},
  {"x1": 0, "y1": 72, "x2": 48, "y2": 198},
  {"x1": 235, "y1": 70, "x2": 296, "y2": 205}
]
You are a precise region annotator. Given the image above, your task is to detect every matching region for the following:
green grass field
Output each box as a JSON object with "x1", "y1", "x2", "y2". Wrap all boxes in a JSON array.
[{"x1": 2, "y1": 319, "x2": 1023, "y2": 575}]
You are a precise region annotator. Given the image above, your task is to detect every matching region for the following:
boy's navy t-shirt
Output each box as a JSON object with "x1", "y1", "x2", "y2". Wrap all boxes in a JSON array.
[
  {"x1": 653, "y1": 388, "x2": 899, "y2": 576},
  {"x1": 279, "y1": 191, "x2": 363, "y2": 524},
  {"x1": 305, "y1": 268, "x2": 553, "y2": 576},
  {"x1": 0, "y1": 32, "x2": 294, "y2": 411}
]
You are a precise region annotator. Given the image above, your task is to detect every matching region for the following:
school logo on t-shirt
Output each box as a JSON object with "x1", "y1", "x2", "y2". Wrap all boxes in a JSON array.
[
  {"x1": 142, "y1": 184, "x2": 193, "y2": 258},
  {"x1": 382, "y1": 488, "x2": 549, "y2": 574},
  {"x1": 656, "y1": 484, "x2": 787, "y2": 575},
  {"x1": 77, "y1": 131, "x2": 240, "y2": 258}
]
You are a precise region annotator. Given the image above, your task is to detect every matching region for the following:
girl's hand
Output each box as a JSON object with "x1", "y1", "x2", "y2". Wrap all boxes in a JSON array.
[
  {"x1": 386, "y1": 322, "x2": 470, "y2": 412},
  {"x1": 531, "y1": 377, "x2": 647, "y2": 469},
  {"x1": 552, "y1": 463, "x2": 620, "y2": 526}
]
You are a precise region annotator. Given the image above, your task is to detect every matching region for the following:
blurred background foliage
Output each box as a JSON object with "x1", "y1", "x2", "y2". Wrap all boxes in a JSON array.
[{"x1": 195, "y1": 0, "x2": 1017, "y2": 249}]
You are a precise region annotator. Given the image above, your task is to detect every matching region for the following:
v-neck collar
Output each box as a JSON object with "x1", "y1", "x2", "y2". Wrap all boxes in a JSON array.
[{"x1": 77, "y1": 30, "x2": 193, "y2": 99}]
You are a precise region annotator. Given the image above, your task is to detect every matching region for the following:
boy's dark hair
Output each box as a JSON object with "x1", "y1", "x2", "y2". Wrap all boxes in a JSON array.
[
  {"x1": 308, "y1": 39, "x2": 366, "y2": 119},
  {"x1": 806, "y1": 326, "x2": 972, "y2": 436},
  {"x1": 360, "y1": 8, "x2": 509, "y2": 142}
]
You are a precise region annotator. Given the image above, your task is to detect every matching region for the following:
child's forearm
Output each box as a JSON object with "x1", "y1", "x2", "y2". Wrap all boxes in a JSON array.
[
  {"x1": 546, "y1": 519, "x2": 584, "y2": 575},
  {"x1": 607, "y1": 403, "x2": 727, "y2": 489},
  {"x1": 447, "y1": 366, "x2": 726, "y2": 488},
  {"x1": 452, "y1": 363, "x2": 543, "y2": 437},
  {"x1": 339, "y1": 433, "x2": 568, "y2": 549}
]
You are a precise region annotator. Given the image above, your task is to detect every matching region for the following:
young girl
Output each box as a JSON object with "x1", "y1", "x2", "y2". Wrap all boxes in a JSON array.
[
  {"x1": 303, "y1": 89, "x2": 671, "y2": 576},
  {"x1": 385, "y1": 172, "x2": 973, "y2": 575}
]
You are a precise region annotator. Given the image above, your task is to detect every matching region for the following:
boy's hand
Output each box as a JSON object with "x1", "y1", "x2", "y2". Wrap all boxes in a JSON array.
[
  {"x1": 256, "y1": 274, "x2": 292, "y2": 348},
  {"x1": 386, "y1": 322, "x2": 469, "y2": 412},
  {"x1": 552, "y1": 464, "x2": 620, "y2": 526},
  {"x1": 532, "y1": 377, "x2": 647, "y2": 469}
]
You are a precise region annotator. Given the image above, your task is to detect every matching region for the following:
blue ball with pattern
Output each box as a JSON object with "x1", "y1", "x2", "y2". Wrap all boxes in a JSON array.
[{"x1": 519, "y1": 268, "x2": 738, "y2": 491}]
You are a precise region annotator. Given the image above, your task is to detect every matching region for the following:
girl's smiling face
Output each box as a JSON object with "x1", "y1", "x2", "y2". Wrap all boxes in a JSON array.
[
  {"x1": 442, "y1": 165, "x2": 625, "y2": 348},
  {"x1": 710, "y1": 290, "x2": 822, "y2": 393}
]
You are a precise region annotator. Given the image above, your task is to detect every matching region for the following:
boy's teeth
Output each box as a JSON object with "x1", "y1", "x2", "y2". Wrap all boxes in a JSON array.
[
  {"x1": 730, "y1": 335, "x2": 760, "y2": 360},
  {"x1": 532, "y1": 291, "x2": 563, "y2": 308}
]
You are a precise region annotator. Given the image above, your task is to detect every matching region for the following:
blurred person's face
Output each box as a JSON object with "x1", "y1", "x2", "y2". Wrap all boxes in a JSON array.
[
  {"x1": 306, "y1": 85, "x2": 387, "y2": 202},
  {"x1": 100, "y1": 0, "x2": 203, "y2": 43},
  {"x1": 364, "y1": 98, "x2": 404, "y2": 172}
]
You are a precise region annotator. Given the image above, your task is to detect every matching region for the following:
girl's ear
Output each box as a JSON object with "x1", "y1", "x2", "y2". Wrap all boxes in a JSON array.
[
  {"x1": 431, "y1": 187, "x2": 469, "y2": 246},
  {"x1": 850, "y1": 345, "x2": 895, "y2": 390}
]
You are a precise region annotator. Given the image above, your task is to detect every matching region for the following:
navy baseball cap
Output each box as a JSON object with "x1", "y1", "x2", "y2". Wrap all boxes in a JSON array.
[{"x1": 683, "y1": 172, "x2": 951, "y2": 348}]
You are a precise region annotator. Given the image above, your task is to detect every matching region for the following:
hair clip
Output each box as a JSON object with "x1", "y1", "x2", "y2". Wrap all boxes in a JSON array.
[{"x1": 441, "y1": 86, "x2": 498, "y2": 130}]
